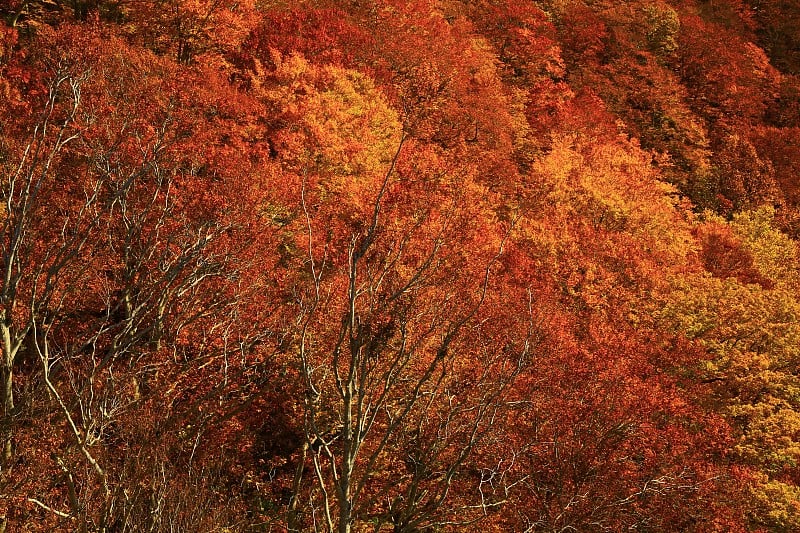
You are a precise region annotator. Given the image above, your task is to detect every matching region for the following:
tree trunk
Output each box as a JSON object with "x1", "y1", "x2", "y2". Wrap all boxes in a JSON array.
[
  {"x1": 339, "y1": 383, "x2": 354, "y2": 533},
  {"x1": 1, "y1": 324, "x2": 14, "y2": 466},
  {"x1": 1, "y1": 363, "x2": 12, "y2": 465}
]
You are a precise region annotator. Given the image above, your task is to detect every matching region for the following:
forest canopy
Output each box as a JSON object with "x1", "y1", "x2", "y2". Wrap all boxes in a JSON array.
[{"x1": 1, "y1": 0, "x2": 799, "y2": 531}]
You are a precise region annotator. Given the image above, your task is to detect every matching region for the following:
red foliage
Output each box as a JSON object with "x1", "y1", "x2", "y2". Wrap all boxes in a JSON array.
[
  {"x1": 245, "y1": 7, "x2": 373, "y2": 69},
  {"x1": 678, "y1": 13, "x2": 781, "y2": 123},
  {"x1": 1, "y1": 1, "x2": 796, "y2": 531},
  {"x1": 695, "y1": 222, "x2": 774, "y2": 288}
]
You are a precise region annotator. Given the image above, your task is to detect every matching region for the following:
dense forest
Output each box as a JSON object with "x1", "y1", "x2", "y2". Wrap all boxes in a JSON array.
[{"x1": 1, "y1": 0, "x2": 799, "y2": 531}]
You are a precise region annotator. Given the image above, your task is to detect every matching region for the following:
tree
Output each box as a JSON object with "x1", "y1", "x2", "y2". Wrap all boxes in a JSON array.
[
  {"x1": 124, "y1": 0, "x2": 258, "y2": 65},
  {"x1": 0, "y1": 23, "x2": 278, "y2": 531},
  {"x1": 678, "y1": 13, "x2": 781, "y2": 124},
  {"x1": 246, "y1": 50, "x2": 534, "y2": 531},
  {"x1": 285, "y1": 159, "x2": 529, "y2": 532},
  {"x1": 658, "y1": 208, "x2": 800, "y2": 529}
]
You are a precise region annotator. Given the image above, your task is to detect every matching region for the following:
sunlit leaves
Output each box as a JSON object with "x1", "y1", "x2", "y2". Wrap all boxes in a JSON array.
[
  {"x1": 750, "y1": 476, "x2": 800, "y2": 532},
  {"x1": 660, "y1": 266, "x2": 800, "y2": 527},
  {"x1": 729, "y1": 206, "x2": 800, "y2": 289},
  {"x1": 3, "y1": 0, "x2": 800, "y2": 530},
  {"x1": 264, "y1": 52, "x2": 401, "y2": 177},
  {"x1": 643, "y1": 2, "x2": 680, "y2": 56}
]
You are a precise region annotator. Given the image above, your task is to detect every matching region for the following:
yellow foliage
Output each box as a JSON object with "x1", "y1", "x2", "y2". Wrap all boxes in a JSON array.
[
  {"x1": 660, "y1": 270, "x2": 800, "y2": 525},
  {"x1": 643, "y1": 2, "x2": 680, "y2": 56},
  {"x1": 730, "y1": 206, "x2": 800, "y2": 290},
  {"x1": 750, "y1": 475, "x2": 800, "y2": 532},
  {"x1": 260, "y1": 50, "x2": 403, "y2": 204},
  {"x1": 527, "y1": 135, "x2": 694, "y2": 274}
]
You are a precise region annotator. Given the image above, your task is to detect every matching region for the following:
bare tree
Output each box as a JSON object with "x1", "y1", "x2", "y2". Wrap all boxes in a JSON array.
[
  {"x1": 0, "y1": 66, "x2": 89, "y2": 470},
  {"x1": 0, "y1": 62, "x2": 265, "y2": 532},
  {"x1": 284, "y1": 141, "x2": 534, "y2": 533}
]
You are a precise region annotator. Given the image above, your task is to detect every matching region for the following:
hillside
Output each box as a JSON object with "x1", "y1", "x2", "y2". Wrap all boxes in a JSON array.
[{"x1": 1, "y1": 1, "x2": 799, "y2": 531}]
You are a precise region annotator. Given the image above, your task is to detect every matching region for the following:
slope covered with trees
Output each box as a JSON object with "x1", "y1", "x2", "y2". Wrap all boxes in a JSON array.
[{"x1": 0, "y1": 0, "x2": 799, "y2": 531}]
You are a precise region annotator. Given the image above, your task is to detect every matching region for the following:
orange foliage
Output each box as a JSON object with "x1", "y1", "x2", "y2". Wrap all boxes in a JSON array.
[{"x1": 3, "y1": 0, "x2": 800, "y2": 530}]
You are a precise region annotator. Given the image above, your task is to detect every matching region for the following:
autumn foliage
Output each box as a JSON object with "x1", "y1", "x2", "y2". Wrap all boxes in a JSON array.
[{"x1": 1, "y1": 0, "x2": 800, "y2": 531}]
